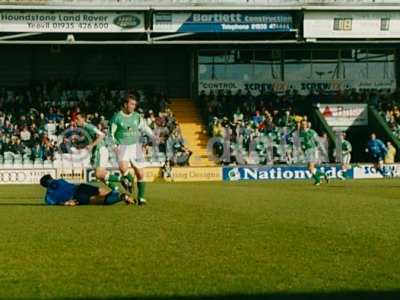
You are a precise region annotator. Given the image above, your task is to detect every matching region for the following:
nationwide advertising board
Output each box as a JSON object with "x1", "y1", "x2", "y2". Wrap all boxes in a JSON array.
[
  {"x1": 353, "y1": 164, "x2": 400, "y2": 179},
  {"x1": 223, "y1": 165, "x2": 353, "y2": 181},
  {"x1": 198, "y1": 79, "x2": 396, "y2": 96},
  {"x1": 318, "y1": 103, "x2": 368, "y2": 127},
  {"x1": 0, "y1": 11, "x2": 145, "y2": 33},
  {"x1": 153, "y1": 12, "x2": 293, "y2": 33},
  {"x1": 0, "y1": 168, "x2": 57, "y2": 184}
]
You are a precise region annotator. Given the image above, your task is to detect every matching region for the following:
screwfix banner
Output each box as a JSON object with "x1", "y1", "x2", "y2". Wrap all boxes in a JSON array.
[
  {"x1": 198, "y1": 79, "x2": 396, "y2": 96},
  {"x1": 0, "y1": 11, "x2": 145, "y2": 32},
  {"x1": 153, "y1": 12, "x2": 293, "y2": 33},
  {"x1": 353, "y1": 164, "x2": 400, "y2": 179}
]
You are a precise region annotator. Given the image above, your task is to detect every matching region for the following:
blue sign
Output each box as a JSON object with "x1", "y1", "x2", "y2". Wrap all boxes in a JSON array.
[
  {"x1": 223, "y1": 166, "x2": 354, "y2": 181},
  {"x1": 154, "y1": 12, "x2": 293, "y2": 33}
]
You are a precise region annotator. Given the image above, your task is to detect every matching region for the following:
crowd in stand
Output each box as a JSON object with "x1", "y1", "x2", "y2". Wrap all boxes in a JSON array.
[
  {"x1": 2, "y1": 82, "x2": 400, "y2": 167},
  {"x1": 0, "y1": 82, "x2": 191, "y2": 167},
  {"x1": 198, "y1": 88, "x2": 400, "y2": 165},
  {"x1": 198, "y1": 89, "x2": 329, "y2": 165},
  {"x1": 380, "y1": 92, "x2": 400, "y2": 141}
]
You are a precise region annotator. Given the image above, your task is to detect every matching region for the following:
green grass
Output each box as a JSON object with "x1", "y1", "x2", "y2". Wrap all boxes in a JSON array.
[{"x1": 0, "y1": 180, "x2": 399, "y2": 299}]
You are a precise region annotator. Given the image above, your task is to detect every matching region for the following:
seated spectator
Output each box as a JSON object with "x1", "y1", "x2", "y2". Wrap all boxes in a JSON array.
[
  {"x1": 167, "y1": 131, "x2": 192, "y2": 166},
  {"x1": 20, "y1": 126, "x2": 31, "y2": 144}
]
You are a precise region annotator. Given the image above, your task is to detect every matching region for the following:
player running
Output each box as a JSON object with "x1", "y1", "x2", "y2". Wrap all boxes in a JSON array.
[
  {"x1": 366, "y1": 133, "x2": 388, "y2": 177},
  {"x1": 299, "y1": 121, "x2": 329, "y2": 186},
  {"x1": 40, "y1": 174, "x2": 134, "y2": 206},
  {"x1": 75, "y1": 113, "x2": 114, "y2": 184},
  {"x1": 110, "y1": 94, "x2": 156, "y2": 205}
]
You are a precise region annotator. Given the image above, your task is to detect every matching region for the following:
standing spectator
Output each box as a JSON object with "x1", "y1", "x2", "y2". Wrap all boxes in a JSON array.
[
  {"x1": 384, "y1": 141, "x2": 396, "y2": 164},
  {"x1": 233, "y1": 108, "x2": 244, "y2": 124}
]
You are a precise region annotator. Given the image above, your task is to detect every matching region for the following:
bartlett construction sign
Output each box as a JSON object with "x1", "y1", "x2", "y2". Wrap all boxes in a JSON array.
[
  {"x1": 154, "y1": 12, "x2": 293, "y2": 33},
  {"x1": 0, "y1": 11, "x2": 145, "y2": 32}
]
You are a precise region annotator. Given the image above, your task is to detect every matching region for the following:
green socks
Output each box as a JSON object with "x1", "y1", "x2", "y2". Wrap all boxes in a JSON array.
[
  {"x1": 106, "y1": 174, "x2": 120, "y2": 190},
  {"x1": 312, "y1": 171, "x2": 325, "y2": 184},
  {"x1": 137, "y1": 181, "x2": 145, "y2": 199},
  {"x1": 107, "y1": 173, "x2": 146, "y2": 200},
  {"x1": 122, "y1": 172, "x2": 134, "y2": 183}
]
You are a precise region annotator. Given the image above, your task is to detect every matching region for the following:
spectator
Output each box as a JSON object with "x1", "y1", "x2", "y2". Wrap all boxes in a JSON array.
[
  {"x1": 385, "y1": 141, "x2": 396, "y2": 164},
  {"x1": 20, "y1": 126, "x2": 31, "y2": 144}
]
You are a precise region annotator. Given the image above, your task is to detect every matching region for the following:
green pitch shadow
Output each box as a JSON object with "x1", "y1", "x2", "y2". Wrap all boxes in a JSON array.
[
  {"x1": 18, "y1": 290, "x2": 400, "y2": 300},
  {"x1": 0, "y1": 203, "x2": 46, "y2": 206}
]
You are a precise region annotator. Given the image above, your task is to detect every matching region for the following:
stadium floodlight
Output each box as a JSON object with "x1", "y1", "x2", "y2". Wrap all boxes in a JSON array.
[{"x1": 66, "y1": 34, "x2": 75, "y2": 44}]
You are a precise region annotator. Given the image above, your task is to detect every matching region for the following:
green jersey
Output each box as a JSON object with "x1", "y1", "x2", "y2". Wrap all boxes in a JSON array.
[
  {"x1": 110, "y1": 111, "x2": 153, "y2": 145},
  {"x1": 342, "y1": 139, "x2": 352, "y2": 154},
  {"x1": 83, "y1": 123, "x2": 105, "y2": 148},
  {"x1": 300, "y1": 129, "x2": 318, "y2": 150}
]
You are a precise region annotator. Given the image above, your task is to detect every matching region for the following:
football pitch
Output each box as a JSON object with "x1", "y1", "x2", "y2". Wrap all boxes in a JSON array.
[{"x1": 0, "y1": 180, "x2": 399, "y2": 300}]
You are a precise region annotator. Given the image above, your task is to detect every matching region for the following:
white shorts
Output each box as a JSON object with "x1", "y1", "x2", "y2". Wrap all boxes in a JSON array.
[
  {"x1": 305, "y1": 148, "x2": 319, "y2": 164},
  {"x1": 342, "y1": 153, "x2": 351, "y2": 165},
  {"x1": 116, "y1": 144, "x2": 147, "y2": 169},
  {"x1": 92, "y1": 146, "x2": 109, "y2": 168}
]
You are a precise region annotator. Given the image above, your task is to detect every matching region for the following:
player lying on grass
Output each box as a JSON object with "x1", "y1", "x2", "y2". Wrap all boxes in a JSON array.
[{"x1": 40, "y1": 174, "x2": 135, "y2": 206}]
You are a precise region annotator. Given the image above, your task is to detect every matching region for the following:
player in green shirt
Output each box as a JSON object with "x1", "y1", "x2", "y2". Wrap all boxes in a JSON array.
[
  {"x1": 300, "y1": 121, "x2": 329, "y2": 186},
  {"x1": 76, "y1": 113, "x2": 115, "y2": 186},
  {"x1": 109, "y1": 94, "x2": 156, "y2": 205},
  {"x1": 339, "y1": 132, "x2": 352, "y2": 180}
]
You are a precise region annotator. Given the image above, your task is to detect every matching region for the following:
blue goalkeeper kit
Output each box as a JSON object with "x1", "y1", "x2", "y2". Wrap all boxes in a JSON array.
[
  {"x1": 44, "y1": 179, "x2": 76, "y2": 205},
  {"x1": 367, "y1": 139, "x2": 387, "y2": 160}
]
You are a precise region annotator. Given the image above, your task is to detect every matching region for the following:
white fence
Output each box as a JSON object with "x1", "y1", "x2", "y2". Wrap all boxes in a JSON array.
[{"x1": 0, "y1": 149, "x2": 164, "y2": 170}]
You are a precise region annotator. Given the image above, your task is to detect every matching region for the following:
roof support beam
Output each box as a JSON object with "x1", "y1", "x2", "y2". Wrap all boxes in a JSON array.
[
  {"x1": 0, "y1": 32, "x2": 44, "y2": 40},
  {"x1": 0, "y1": 39, "x2": 301, "y2": 45},
  {"x1": 151, "y1": 32, "x2": 195, "y2": 41}
]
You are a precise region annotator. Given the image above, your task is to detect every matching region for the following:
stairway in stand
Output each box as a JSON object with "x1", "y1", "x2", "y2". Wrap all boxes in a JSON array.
[{"x1": 169, "y1": 99, "x2": 215, "y2": 167}]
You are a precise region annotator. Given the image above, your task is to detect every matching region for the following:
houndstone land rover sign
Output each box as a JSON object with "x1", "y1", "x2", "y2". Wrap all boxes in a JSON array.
[{"x1": 0, "y1": 11, "x2": 145, "y2": 32}]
